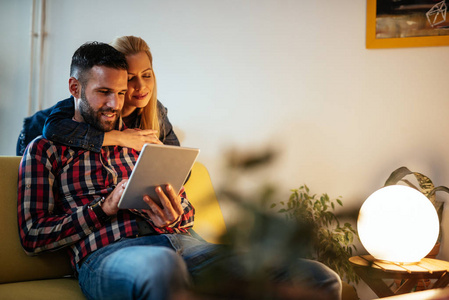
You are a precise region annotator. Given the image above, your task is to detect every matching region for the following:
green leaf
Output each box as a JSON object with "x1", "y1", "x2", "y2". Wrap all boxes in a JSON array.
[{"x1": 271, "y1": 183, "x2": 360, "y2": 284}]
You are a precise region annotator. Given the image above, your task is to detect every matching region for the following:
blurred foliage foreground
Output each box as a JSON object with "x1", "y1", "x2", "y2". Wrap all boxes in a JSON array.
[{"x1": 192, "y1": 148, "x2": 359, "y2": 299}]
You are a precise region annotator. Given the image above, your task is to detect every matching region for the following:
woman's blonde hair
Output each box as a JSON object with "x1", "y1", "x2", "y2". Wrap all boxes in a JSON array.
[{"x1": 110, "y1": 36, "x2": 159, "y2": 133}]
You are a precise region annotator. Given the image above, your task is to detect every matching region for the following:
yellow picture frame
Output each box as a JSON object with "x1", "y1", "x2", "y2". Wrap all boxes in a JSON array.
[{"x1": 366, "y1": 0, "x2": 449, "y2": 49}]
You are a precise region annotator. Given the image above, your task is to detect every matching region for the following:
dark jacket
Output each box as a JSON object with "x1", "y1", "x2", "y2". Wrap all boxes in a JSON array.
[{"x1": 16, "y1": 97, "x2": 180, "y2": 156}]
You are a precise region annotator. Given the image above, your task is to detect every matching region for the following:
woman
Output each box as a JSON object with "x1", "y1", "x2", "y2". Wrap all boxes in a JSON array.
[{"x1": 42, "y1": 36, "x2": 179, "y2": 151}]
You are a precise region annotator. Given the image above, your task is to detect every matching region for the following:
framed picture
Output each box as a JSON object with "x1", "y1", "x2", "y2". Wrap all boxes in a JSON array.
[{"x1": 366, "y1": 0, "x2": 449, "y2": 48}]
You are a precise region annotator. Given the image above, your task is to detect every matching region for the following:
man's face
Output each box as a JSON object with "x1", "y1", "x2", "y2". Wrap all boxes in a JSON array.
[{"x1": 77, "y1": 66, "x2": 128, "y2": 132}]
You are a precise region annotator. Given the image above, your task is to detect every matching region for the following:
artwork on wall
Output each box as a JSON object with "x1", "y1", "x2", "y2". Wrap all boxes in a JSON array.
[{"x1": 366, "y1": 0, "x2": 449, "y2": 48}]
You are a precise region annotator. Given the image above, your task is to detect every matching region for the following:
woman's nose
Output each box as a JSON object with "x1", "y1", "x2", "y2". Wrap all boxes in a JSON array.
[{"x1": 134, "y1": 77, "x2": 144, "y2": 91}]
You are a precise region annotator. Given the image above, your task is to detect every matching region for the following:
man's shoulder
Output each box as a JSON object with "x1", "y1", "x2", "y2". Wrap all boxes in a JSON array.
[
  {"x1": 22, "y1": 136, "x2": 77, "y2": 171},
  {"x1": 26, "y1": 136, "x2": 58, "y2": 155},
  {"x1": 20, "y1": 137, "x2": 70, "y2": 177},
  {"x1": 26, "y1": 134, "x2": 77, "y2": 159}
]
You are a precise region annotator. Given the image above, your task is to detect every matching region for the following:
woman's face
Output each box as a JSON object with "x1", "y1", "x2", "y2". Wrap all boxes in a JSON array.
[{"x1": 122, "y1": 51, "x2": 155, "y2": 117}]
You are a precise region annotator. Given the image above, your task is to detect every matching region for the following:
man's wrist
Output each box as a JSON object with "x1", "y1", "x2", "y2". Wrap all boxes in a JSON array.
[{"x1": 89, "y1": 197, "x2": 111, "y2": 224}]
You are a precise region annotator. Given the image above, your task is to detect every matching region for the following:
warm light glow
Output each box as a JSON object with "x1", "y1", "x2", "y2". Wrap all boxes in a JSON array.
[{"x1": 358, "y1": 185, "x2": 439, "y2": 263}]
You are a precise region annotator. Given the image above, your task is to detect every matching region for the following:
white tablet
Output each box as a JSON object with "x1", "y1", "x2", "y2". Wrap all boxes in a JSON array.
[{"x1": 118, "y1": 144, "x2": 200, "y2": 209}]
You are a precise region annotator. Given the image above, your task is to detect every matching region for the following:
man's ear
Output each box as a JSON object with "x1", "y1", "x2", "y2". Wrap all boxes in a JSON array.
[{"x1": 69, "y1": 77, "x2": 80, "y2": 98}]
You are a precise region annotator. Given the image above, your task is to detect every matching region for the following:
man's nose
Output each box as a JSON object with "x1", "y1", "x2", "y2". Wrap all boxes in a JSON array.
[{"x1": 106, "y1": 93, "x2": 123, "y2": 110}]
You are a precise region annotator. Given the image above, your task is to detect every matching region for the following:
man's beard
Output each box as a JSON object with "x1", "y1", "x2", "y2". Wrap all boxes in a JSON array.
[{"x1": 79, "y1": 89, "x2": 120, "y2": 132}]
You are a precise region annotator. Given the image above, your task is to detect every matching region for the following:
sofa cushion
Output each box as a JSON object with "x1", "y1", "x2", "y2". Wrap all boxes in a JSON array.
[{"x1": 0, "y1": 278, "x2": 85, "y2": 299}]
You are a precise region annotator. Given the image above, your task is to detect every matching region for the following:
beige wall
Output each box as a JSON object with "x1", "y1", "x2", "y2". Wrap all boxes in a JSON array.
[{"x1": 2, "y1": 1, "x2": 449, "y2": 298}]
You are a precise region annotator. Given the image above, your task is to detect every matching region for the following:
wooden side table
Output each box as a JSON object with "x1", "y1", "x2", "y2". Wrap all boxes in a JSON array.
[{"x1": 349, "y1": 255, "x2": 449, "y2": 298}]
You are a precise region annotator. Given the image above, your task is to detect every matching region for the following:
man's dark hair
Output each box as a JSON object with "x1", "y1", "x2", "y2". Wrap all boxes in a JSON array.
[{"x1": 70, "y1": 41, "x2": 128, "y2": 87}]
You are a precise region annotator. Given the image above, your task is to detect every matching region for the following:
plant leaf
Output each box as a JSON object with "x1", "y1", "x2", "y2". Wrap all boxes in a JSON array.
[
  {"x1": 413, "y1": 172, "x2": 434, "y2": 197},
  {"x1": 429, "y1": 186, "x2": 449, "y2": 198},
  {"x1": 384, "y1": 167, "x2": 413, "y2": 186},
  {"x1": 401, "y1": 179, "x2": 419, "y2": 191}
]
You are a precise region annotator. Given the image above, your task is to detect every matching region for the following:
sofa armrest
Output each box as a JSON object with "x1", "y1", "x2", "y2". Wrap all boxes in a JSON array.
[
  {"x1": 0, "y1": 156, "x2": 73, "y2": 284},
  {"x1": 184, "y1": 162, "x2": 227, "y2": 243}
]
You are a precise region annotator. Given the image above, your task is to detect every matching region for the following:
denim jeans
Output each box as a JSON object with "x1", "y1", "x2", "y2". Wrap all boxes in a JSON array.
[
  {"x1": 76, "y1": 234, "x2": 227, "y2": 300},
  {"x1": 76, "y1": 234, "x2": 341, "y2": 300}
]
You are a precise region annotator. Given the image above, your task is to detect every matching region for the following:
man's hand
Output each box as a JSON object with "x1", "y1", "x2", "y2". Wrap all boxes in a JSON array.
[
  {"x1": 141, "y1": 184, "x2": 184, "y2": 228},
  {"x1": 104, "y1": 129, "x2": 163, "y2": 151},
  {"x1": 101, "y1": 179, "x2": 128, "y2": 216}
]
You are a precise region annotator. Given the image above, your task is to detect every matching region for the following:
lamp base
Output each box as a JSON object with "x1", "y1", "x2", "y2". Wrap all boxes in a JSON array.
[
  {"x1": 349, "y1": 255, "x2": 449, "y2": 298},
  {"x1": 394, "y1": 242, "x2": 441, "y2": 291}
]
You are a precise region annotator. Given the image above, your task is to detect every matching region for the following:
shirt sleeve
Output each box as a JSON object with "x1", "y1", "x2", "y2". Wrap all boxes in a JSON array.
[
  {"x1": 17, "y1": 139, "x2": 101, "y2": 255},
  {"x1": 43, "y1": 97, "x2": 105, "y2": 152}
]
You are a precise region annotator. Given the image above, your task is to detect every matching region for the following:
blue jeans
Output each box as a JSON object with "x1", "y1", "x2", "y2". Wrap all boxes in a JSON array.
[
  {"x1": 76, "y1": 234, "x2": 341, "y2": 300},
  {"x1": 76, "y1": 234, "x2": 227, "y2": 300}
]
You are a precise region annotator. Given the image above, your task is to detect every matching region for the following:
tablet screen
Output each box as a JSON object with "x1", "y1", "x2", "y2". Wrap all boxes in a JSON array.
[{"x1": 118, "y1": 144, "x2": 200, "y2": 209}]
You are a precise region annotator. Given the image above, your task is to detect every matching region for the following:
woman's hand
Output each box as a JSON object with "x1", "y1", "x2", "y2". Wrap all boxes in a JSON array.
[
  {"x1": 140, "y1": 184, "x2": 184, "y2": 228},
  {"x1": 104, "y1": 129, "x2": 162, "y2": 151}
]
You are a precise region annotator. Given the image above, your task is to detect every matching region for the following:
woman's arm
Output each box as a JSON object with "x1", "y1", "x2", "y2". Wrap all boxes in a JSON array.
[
  {"x1": 43, "y1": 98, "x2": 158, "y2": 152},
  {"x1": 43, "y1": 98, "x2": 180, "y2": 151},
  {"x1": 103, "y1": 101, "x2": 180, "y2": 150},
  {"x1": 104, "y1": 129, "x2": 162, "y2": 151},
  {"x1": 43, "y1": 97, "x2": 105, "y2": 152}
]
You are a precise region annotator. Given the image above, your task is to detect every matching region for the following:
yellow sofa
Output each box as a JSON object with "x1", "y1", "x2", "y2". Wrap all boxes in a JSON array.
[
  {"x1": 0, "y1": 156, "x2": 357, "y2": 299},
  {"x1": 0, "y1": 156, "x2": 226, "y2": 299}
]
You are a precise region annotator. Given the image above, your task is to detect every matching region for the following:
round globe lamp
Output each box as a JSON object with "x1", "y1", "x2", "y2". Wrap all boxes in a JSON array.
[{"x1": 358, "y1": 185, "x2": 439, "y2": 263}]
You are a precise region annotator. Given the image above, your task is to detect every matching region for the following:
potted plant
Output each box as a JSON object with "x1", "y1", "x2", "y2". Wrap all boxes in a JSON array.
[
  {"x1": 384, "y1": 166, "x2": 448, "y2": 248},
  {"x1": 198, "y1": 147, "x2": 360, "y2": 299},
  {"x1": 271, "y1": 185, "x2": 359, "y2": 285}
]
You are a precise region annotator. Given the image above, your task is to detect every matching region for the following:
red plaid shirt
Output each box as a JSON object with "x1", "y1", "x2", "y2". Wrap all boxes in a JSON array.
[{"x1": 18, "y1": 138, "x2": 195, "y2": 269}]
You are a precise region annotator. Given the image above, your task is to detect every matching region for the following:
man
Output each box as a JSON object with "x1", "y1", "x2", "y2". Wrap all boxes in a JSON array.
[
  {"x1": 18, "y1": 42, "x2": 341, "y2": 300},
  {"x1": 18, "y1": 42, "x2": 201, "y2": 300}
]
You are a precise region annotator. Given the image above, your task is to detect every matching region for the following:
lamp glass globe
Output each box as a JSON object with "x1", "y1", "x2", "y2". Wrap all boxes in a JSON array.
[{"x1": 357, "y1": 185, "x2": 439, "y2": 263}]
